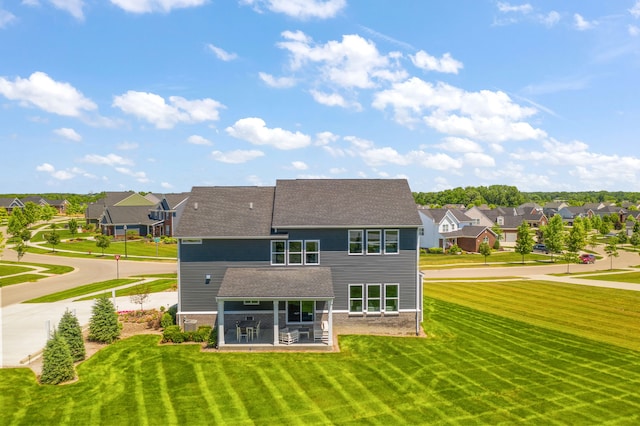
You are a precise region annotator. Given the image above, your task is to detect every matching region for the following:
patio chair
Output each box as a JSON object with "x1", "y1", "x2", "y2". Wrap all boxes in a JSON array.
[
  {"x1": 237, "y1": 325, "x2": 248, "y2": 342},
  {"x1": 255, "y1": 321, "x2": 261, "y2": 339}
]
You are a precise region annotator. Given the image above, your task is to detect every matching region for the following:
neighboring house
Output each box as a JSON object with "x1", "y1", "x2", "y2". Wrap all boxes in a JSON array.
[
  {"x1": 175, "y1": 179, "x2": 423, "y2": 348},
  {"x1": 20, "y1": 196, "x2": 69, "y2": 215},
  {"x1": 0, "y1": 197, "x2": 25, "y2": 214},
  {"x1": 441, "y1": 225, "x2": 498, "y2": 253},
  {"x1": 482, "y1": 207, "x2": 547, "y2": 244},
  {"x1": 464, "y1": 206, "x2": 497, "y2": 228},
  {"x1": 418, "y1": 208, "x2": 475, "y2": 249},
  {"x1": 86, "y1": 191, "x2": 188, "y2": 237}
]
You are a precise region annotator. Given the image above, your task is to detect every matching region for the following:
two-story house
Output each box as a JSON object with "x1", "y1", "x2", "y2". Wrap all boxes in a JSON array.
[{"x1": 175, "y1": 179, "x2": 423, "y2": 348}]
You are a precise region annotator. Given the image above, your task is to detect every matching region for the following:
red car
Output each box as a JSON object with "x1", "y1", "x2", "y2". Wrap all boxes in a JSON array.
[{"x1": 579, "y1": 254, "x2": 596, "y2": 264}]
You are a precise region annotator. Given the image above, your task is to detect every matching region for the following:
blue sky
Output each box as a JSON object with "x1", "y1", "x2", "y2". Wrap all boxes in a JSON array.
[{"x1": 1, "y1": 0, "x2": 640, "y2": 194}]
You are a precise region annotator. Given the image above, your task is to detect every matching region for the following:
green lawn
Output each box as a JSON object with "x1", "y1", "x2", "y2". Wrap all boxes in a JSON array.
[
  {"x1": 3, "y1": 290, "x2": 640, "y2": 424},
  {"x1": 75, "y1": 278, "x2": 177, "y2": 301},
  {"x1": 38, "y1": 238, "x2": 177, "y2": 258},
  {"x1": 0, "y1": 264, "x2": 32, "y2": 276},
  {"x1": 0, "y1": 261, "x2": 74, "y2": 287},
  {"x1": 24, "y1": 278, "x2": 143, "y2": 303},
  {"x1": 578, "y1": 270, "x2": 640, "y2": 284},
  {"x1": 420, "y1": 251, "x2": 552, "y2": 269}
]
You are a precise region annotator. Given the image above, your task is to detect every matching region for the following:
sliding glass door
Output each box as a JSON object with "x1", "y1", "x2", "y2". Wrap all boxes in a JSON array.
[{"x1": 287, "y1": 300, "x2": 314, "y2": 323}]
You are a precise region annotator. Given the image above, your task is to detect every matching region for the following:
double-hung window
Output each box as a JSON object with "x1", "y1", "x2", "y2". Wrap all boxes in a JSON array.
[
  {"x1": 288, "y1": 241, "x2": 303, "y2": 265},
  {"x1": 271, "y1": 241, "x2": 286, "y2": 265},
  {"x1": 384, "y1": 230, "x2": 399, "y2": 254},
  {"x1": 349, "y1": 230, "x2": 363, "y2": 254},
  {"x1": 367, "y1": 284, "x2": 381, "y2": 313},
  {"x1": 305, "y1": 240, "x2": 320, "y2": 264},
  {"x1": 349, "y1": 284, "x2": 363, "y2": 313},
  {"x1": 366, "y1": 230, "x2": 381, "y2": 254},
  {"x1": 385, "y1": 284, "x2": 399, "y2": 313}
]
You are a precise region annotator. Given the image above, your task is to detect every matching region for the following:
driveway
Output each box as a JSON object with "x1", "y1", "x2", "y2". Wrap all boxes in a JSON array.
[{"x1": 1, "y1": 240, "x2": 177, "y2": 369}]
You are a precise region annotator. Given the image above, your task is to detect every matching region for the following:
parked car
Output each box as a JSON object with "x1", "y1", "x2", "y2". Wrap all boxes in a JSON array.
[
  {"x1": 533, "y1": 243, "x2": 548, "y2": 253},
  {"x1": 579, "y1": 253, "x2": 596, "y2": 264}
]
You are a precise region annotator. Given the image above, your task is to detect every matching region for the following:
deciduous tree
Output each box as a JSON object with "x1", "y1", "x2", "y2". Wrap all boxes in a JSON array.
[
  {"x1": 478, "y1": 242, "x2": 491, "y2": 265},
  {"x1": 95, "y1": 234, "x2": 111, "y2": 256},
  {"x1": 542, "y1": 214, "x2": 565, "y2": 262},
  {"x1": 514, "y1": 221, "x2": 534, "y2": 264}
]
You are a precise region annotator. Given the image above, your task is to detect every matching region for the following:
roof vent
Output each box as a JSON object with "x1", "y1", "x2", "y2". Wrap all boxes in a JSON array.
[
  {"x1": 249, "y1": 202, "x2": 254, "y2": 210},
  {"x1": 194, "y1": 202, "x2": 198, "y2": 210}
]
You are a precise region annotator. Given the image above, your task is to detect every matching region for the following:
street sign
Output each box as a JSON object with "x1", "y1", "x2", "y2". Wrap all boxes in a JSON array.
[
  {"x1": 154, "y1": 237, "x2": 160, "y2": 243},
  {"x1": 115, "y1": 254, "x2": 121, "y2": 261}
]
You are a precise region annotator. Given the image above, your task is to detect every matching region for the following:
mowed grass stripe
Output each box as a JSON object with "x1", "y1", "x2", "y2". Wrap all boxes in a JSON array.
[
  {"x1": 133, "y1": 358, "x2": 149, "y2": 426},
  {"x1": 431, "y1": 299, "x2": 640, "y2": 421},
  {"x1": 192, "y1": 363, "x2": 224, "y2": 424},
  {"x1": 427, "y1": 281, "x2": 640, "y2": 350},
  {"x1": 154, "y1": 359, "x2": 178, "y2": 424}
]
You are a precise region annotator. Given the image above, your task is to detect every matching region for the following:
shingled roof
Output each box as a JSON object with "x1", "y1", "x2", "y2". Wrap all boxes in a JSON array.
[
  {"x1": 272, "y1": 179, "x2": 421, "y2": 228},
  {"x1": 175, "y1": 186, "x2": 276, "y2": 238}
]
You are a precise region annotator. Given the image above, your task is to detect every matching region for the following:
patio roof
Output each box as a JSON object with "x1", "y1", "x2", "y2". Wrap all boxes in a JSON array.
[{"x1": 217, "y1": 267, "x2": 334, "y2": 300}]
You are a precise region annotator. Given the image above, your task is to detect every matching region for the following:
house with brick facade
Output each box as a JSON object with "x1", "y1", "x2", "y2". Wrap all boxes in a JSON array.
[{"x1": 174, "y1": 179, "x2": 423, "y2": 348}]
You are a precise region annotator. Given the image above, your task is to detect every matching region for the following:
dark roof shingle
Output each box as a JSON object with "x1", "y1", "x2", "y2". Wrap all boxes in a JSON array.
[{"x1": 218, "y1": 267, "x2": 334, "y2": 299}]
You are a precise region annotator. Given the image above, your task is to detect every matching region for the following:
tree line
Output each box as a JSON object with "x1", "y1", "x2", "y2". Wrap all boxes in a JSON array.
[{"x1": 413, "y1": 185, "x2": 640, "y2": 208}]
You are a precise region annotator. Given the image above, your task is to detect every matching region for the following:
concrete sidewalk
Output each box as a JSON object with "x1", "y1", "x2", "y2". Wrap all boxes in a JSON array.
[{"x1": 0, "y1": 291, "x2": 177, "y2": 368}]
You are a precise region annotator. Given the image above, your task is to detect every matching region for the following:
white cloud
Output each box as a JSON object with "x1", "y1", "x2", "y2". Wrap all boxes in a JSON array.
[
  {"x1": 539, "y1": 11, "x2": 560, "y2": 27},
  {"x1": 211, "y1": 149, "x2": 264, "y2": 163},
  {"x1": 0, "y1": 72, "x2": 96, "y2": 117},
  {"x1": 187, "y1": 134, "x2": 213, "y2": 145},
  {"x1": 574, "y1": 13, "x2": 595, "y2": 31},
  {"x1": 258, "y1": 72, "x2": 296, "y2": 88},
  {"x1": 117, "y1": 141, "x2": 139, "y2": 150},
  {"x1": 36, "y1": 162, "x2": 83, "y2": 180},
  {"x1": 54, "y1": 127, "x2": 82, "y2": 142},
  {"x1": 0, "y1": 9, "x2": 16, "y2": 28},
  {"x1": 497, "y1": 2, "x2": 532, "y2": 14},
  {"x1": 277, "y1": 31, "x2": 407, "y2": 90},
  {"x1": 314, "y1": 131, "x2": 339, "y2": 146},
  {"x1": 309, "y1": 89, "x2": 361, "y2": 110},
  {"x1": 226, "y1": 117, "x2": 311, "y2": 150},
  {"x1": 50, "y1": 0, "x2": 85, "y2": 20},
  {"x1": 80, "y1": 153, "x2": 134, "y2": 166},
  {"x1": 112, "y1": 91, "x2": 224, "y2": 129},
  {"x1": 207, "y1": 43, "x2": 237, "y2": 61},
  {"x1": 629, "y1": 25, "x2": 640, "y2": 37},
  {"x1": 242, "y1": 0, "x2": 346, "y2": 19},
  {"x1": 410, "y1": 50, "x2": 463, "y2": 74},
  {"x1": 110, "y1": 0, "x2": 206, "y2": 13},
  {"x1": 291, "y1": 161, "x2": 308, "y2": 170},
  {"x1": 329, "y1": 167, "x2": 346, "y2": 174},
  {"x1": 463, "y1": 152, "x2": 495, "y2": 167},
  {"x1": 372, "y1": 77, "x2": 546, "y2": 142},
  {"x1": 115, "y1": 167, "x2": 149, "y2": 183},
  {"x1": 435, "y1": 137, "x2": 483, "y2": 153},
  {"x1": 630, "y1": 1, "x2": 640, "y2": 18},
  {"x1": 161, "y1": 182, "x2": 173, "y2": 189}
]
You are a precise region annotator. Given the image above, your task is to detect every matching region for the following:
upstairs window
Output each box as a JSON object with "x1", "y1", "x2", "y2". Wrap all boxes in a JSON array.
[
  {"x1": 305, "y1": 240, "x2": 320, "y2": 265},
  {"x1": 271, "y1": 241, "x2": 286, "y2": 265},
  {"x1": 349, "y1": 230, "x2": 363, "y2": 254},
  {"x1": 384, "y1": 230, "x2": 399, "y2": 254},
  {"x1": 288, "y1": 241, "x2": 303, "y2": 265},
  {"x1": 366, "y1": 230, "x2": 381, "y2": 255}
]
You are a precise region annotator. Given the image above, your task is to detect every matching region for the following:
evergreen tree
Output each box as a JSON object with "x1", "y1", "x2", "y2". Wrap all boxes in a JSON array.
[
  {"x1": 58, "y1": 309, "x2": 85, "y2": 362},
  {"x1": 514, "y1": 221, "x2": 534, "y2": 264},
  {"x1": 88, "y1": 296, "x2": 121, "y2": 344},
  {"x1": 40, "y1": 330, "x2": 75, "y2": 385}
]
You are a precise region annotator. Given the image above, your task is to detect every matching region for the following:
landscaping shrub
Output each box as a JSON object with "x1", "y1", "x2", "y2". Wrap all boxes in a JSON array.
[
  {"x1": 58, "y1": 309, "x2": 85, "y2": 362},
  {"x1": 88, "y1": 296, "x2": 121, "y2": 344},
  {"x1": 161, "y1": 312, "x2": 174, "y2": 328},
  {"x1": 428, "y1": 247, "x2": 444, "y2": 254},
  {"x1": 206, "y1": 326, "x2": 218, "y2": 348},
  {"x1": 447, "y1": 244, "x2": 462, "y2": 254},
  {"x1": 40, "y1": 330, "x2": 75, "y2": 385},
  {"x1": 167, "y1": 304, "x2": 178, "y2": 325},
  {"x1": 193, "y1": 326, "x2": 212, "y2": 342},
  {"x1": 162, "y1": 325, "x2": 185, "y2": 343}
]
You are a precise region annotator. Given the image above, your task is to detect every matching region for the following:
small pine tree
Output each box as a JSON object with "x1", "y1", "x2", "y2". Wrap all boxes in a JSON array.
[
  {"x1": 58, "y1": 310, "x2": 86, "y2": 362},
  {"x1": 40, "y1": 330, "x2": 75, "y2": 385},
  {"x1": 88, "y1": 296, "x2": 121, "y2": 344}
]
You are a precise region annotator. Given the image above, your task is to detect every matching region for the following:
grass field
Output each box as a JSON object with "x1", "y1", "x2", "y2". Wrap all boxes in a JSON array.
[
  {"x1": 24, "y1": 278, "x2": 143, "y2": 303},
  {"x1": 75, "y1": 278, "x2": 177, "y2": 301},
  {"x1": 420, "y1": 251, "x2": 552, "y2": 269},
  {"x1": 38, "y1": 238, "x2": 178, "y2": 258},
  {"x1": 0, "y1": 261, "x2": 74, "y2": 287},
  {"x1": 2, "y1": 291, "x2": 640, "y2": 424}
]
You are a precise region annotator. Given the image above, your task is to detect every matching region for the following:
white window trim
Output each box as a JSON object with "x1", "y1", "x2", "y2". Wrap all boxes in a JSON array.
[
  {"x1": 348, "y1": 230, "x2": 364, "y2": 255},
  {"x1": 348, "y1": 284, "x2": 364, "y2": 314},
  {"x1": 304, "y1": 240, "x2": 320, "y2": 265},
  {"x1": 384, "y1": 229, "x2": 399, "y2": 255},
  {"x1": 181, "y1": 238, "x2": 202, "y2": 244},
  {"x1": 384, "y1": 283, "x2": 399, "y2": 314},
  {"x1": 366, "y1": 229, "x2": 382, "y2": 255},
  {"x1": 366, "y1": 283, "x2": 382, "y2": 314},
  {"x1": 271, "y1": 240, "x2": 286, "y2": 266},
  {"x1": 288, "y1": 240, "x2": 303, "y2": 265}
]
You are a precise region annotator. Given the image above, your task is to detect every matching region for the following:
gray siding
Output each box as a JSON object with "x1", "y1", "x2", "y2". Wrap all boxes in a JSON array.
[{"x1": 179, "y1": 228, "x2": 419, "y2": 313}]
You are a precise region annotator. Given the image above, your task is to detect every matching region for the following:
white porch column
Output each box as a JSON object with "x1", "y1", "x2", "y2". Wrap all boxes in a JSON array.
[
  {"x1": 217, "y1": 300, "x2": 225, "y2": 347},
  {"x1": 273, "y1": 300, "x2": 279, "y2": 345},
  {"x1": 327, "y1": 299, "x2": 333, "y2": 346}
]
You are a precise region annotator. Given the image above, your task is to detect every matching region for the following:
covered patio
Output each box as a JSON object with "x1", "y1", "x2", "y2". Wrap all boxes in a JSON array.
[{"x1": 216, "y1": 267, "x2": 335, "y2": 348}]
